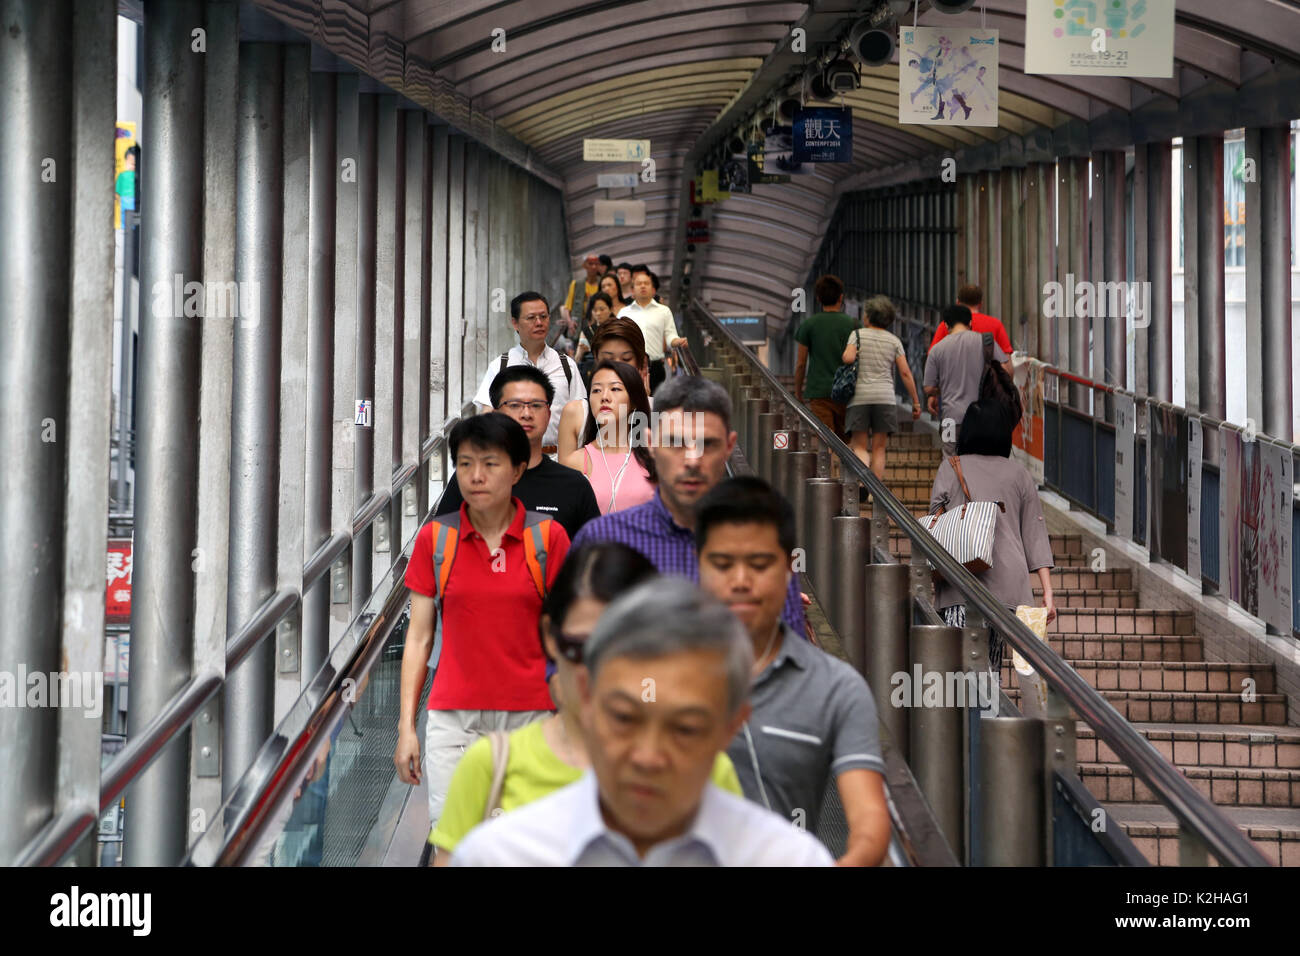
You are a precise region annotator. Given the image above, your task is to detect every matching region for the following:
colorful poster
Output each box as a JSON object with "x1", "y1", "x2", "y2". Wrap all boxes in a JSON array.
[
  {"x1": 793, "y1": 107, "x2": 853, "y2": 162},
  {"x1": 699, "y1": 169, "x2": 730, "y2": 202},
  {"x1": 1024, "y1": 0, "x2": 1175, "y2": 78},
  {"x1": 105, "y1": 537, "x2": 133, "y2": 625},
  {"x1": 1219, "y1": 433, "x2": 1291, "y2": 632},
  {"x1": 721, "y1": 150, "x2": 750, "y2": 193},
  {"x1": 1011, "y1": 357, "x2": 1045, "y2": 485},
  {"x1": 747, "y1": 139, "x2": 790, "y2": 184},
  {"x1": 1257, "y1": 443, "x2": 1293, "y2": 635},
  {"x1": 114, "y1": 121, "x2": 137, "y2": 230},
  {"x1": 759, "y1": 125, "x2": 811, "y2": 176},
  {"x1": 1149, "y1": 405, "x2": 1188, "y2": 571},
  {"x1": 1220, "y1": 429, "x2": 1245, "y2": 608},
  {"x1": 1114, "y1": 393, "x2": 1136, "y2": 540},
  {"x1": 1187, "y1": 418, "x2": 1202, "y2": 581},
  {"x1": 898, "y1": 27, "x2": 999, "y2": 126}
]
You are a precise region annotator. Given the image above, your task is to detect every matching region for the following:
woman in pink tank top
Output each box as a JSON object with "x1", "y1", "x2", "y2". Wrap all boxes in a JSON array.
[{"x1": 557, "y1": 360, "x2": 656, "y2": 514}]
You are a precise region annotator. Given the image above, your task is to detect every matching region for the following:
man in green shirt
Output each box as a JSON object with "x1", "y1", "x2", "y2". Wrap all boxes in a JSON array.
[{"x1": 794, "y1": 274, "x2": 857, "y2": 438}]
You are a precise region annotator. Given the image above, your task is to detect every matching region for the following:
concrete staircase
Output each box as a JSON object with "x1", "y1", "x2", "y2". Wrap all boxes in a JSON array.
[{"x1": 873, "y1": 423, "x2": 1300, "y2": 866}]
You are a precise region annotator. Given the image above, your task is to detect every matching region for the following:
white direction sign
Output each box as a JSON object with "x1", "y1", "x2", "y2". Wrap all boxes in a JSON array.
[
  {"x1": 593, "y1": 199, "x2": 646, "y2": 227},
  {"x1": 583, "y1": 138, "x2": 650, "y2": 162},
  {"x1": 596, "y1": 173, "x2": 639, "y2": 188}
]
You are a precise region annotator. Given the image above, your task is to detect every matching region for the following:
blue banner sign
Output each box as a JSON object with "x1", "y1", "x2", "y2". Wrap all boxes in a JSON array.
[{"x1": 793, "y1": 107, "x2": 852, "y2": 163}]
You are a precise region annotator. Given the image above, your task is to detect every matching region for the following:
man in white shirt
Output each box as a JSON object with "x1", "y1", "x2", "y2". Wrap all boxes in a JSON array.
[
  {"x1": 617, "y1": 267, "x2": 685, "y2": 393},
  {"x1": 452, "y1": 577, "x2": 835, "y2": 866},
  {"x1": 473, "y1": 291, "x2": 585, "y2": 450}
]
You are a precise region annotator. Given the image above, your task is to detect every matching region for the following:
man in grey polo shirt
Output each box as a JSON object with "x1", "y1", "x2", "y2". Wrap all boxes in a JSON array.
[
  {"x1": 923, "y1": 304, "x2": 1009, "y2": 455},
  {"x1": 696, "y1": 476, "x2": 891, "y2": 866}
]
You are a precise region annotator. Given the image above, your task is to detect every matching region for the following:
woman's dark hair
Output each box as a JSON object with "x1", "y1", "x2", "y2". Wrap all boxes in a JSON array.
[
  {"x1": 979, "y1": 350, "x2": 1023, "y2": 426},
  {"x1": 590, "y1": 318, "x2": 648, "y2": 371},
  {"x1": 584, "y1": 291, "x2": 616, "y2": 325},
  {"x1": 539, "y1": 543, "x2": 658, "y2": 658},
  {"x1": 957, "y1": 398, "x2": 1015, "y2": 458},
  {"x1": 448, "y1": 412, "x2": 530, "y2": 466},
  {"x1": 598, "y1": 273, "x2": 625, "y2": 305},
  {"x1": 581, "y1": 360, "x2": 656, "y2": 482}
]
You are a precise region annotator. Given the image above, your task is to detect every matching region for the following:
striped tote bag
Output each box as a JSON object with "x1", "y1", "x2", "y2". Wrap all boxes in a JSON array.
[{"x1": 920, "y1": 456, "x2": 1004, "y2": 574}]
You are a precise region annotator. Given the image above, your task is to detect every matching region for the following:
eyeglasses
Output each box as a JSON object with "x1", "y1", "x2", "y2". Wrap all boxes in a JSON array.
[
  {"x1": 500, "y1": 400, "x2": 549, "y2": 413},
  {"x1": 520, "y1": 314, "x2": 549, "y2": 325},
  {"x1": 551, "y1": 629, "x2": 589, "y2": 664}
]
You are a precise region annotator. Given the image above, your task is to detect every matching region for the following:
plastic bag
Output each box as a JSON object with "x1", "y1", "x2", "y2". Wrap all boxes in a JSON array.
[{"x1": 1012, "y1": 605, "x2": 1051, "y2": 719}]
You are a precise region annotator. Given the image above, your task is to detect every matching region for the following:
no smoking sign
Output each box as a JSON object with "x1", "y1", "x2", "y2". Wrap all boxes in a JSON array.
[{"x1": 772, "y1": 431, "x2": 790, "y2": 450}]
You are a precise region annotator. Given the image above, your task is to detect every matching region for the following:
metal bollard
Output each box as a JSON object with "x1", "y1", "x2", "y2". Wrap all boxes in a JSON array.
[
  {"x1": 976, "y1": 719, "x2": 1045, "y2": 866},
  {"x1": 863, "y1": 562, "x2": 910, "y2": 760},
  {"x1": 908, "y1": 622, "x2": 965, "y2": 859},
  {"x1": 830, "y1": 515, "x2": 870, "y2": 661},
  {"x1": 786, "y1": 451, "x2": 818, "y2": 549},
  {"x1": 700, "y1": 366, "x2": 724, "y2": 387},
  {"x1": 804, "y1": 478, "x2": 842, "y2": 605},
  {"x1": 743, "y1": 391, "x2": 767, "y2": 462},
  {"x1": 756, "y1": 411, "x2": 782, "y2": 484}
]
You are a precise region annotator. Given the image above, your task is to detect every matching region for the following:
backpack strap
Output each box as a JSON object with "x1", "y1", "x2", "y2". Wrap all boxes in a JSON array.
[
  {"x1": 498, "y1": 352, "x2": 509, "y2": 378},
  {"x1": 520, "y1": 514, "x2": 553, "y2": 600},
  {"x1": 982, "y1": 331, "x2": 995, "y2": 363},
  {"x1": 558, "y1": 353, "x2": 573, "y2": 390},
  {"x1": 430, "y1": 512, "x2": 462, "y2": 605},
  {"x1": 482, "y1": 730, "x2": 511, "y2": 823}
]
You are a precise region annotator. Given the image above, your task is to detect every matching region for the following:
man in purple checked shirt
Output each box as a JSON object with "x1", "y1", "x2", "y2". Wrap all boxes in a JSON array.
[{"x1": 571, "y1": 376, "x2": 808, "y2": 635}]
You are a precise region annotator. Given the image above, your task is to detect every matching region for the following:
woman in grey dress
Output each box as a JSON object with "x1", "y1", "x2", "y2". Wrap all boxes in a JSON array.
[{"x1": 928, "y1": 399, "x2": 1057, "y2": 674}]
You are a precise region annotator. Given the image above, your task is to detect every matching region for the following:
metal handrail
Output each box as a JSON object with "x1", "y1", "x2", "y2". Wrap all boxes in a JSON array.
[
  {"x1": 691, "y1": 297, "x2": 1270, "y2": 867},
  {"x1": 17, "y1": 430, "x2": 452, "y2": 867}
]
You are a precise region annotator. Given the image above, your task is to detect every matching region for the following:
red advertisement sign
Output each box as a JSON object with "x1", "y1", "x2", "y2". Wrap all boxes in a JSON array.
[{"x1": 105, "y1": 538, "x2": 133, "y2": 625}]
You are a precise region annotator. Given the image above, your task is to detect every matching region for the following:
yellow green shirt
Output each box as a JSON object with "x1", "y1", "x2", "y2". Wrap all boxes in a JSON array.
[
  {"x1": 429, "y1": 719, "x2": 743, "y2": 851},
  {"x1": 565, "y1": 279, "x2": 599, "y2": 314}
]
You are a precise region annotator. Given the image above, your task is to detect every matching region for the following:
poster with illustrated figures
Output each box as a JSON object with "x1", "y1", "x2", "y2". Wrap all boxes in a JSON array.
[
  {"x1": 1024, "y1": 0, "x2": 1174, "y2": 78},
  {"x1": 1220, "y1": 432, "x2": 1294, "y2": 635},
  {"x1": 897, "y1": 26, "x2": 999, "y2": 127}
]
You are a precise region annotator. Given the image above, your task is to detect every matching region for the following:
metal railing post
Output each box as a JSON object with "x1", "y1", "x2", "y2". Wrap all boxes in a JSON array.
[
  {"x1": 976, "y1": 719, "x2": 1045, "y2": 865},
  {"x1": 863, "y1": 565, "x2": 910, "y2": 760},
  {"x1": 756, "y1": 410, "x2": 783, "y2": 484},
  {"x1": 804, "y1": 478, "x2": 841, "y2": 604},
  {"x1": 908, "y1": 622, "x2": 964, "y2": 858},
  {"x1": 830, "y1": 514, "x2": 870, "y2": 662}
]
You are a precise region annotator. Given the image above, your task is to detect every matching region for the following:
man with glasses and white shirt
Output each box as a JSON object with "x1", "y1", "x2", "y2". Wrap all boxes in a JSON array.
[
  {"x1": 474, "y1": 291, "x2": 585, "y2": 452},
  {"x1": 617, "y1": 267, "x2": 685, "y2": 393},
  {"x1": 451, "y1": 577, "x2": 834, "y2": 866},
  {"x1": 444, "y1": 366, "x2": 599, "y2": 541}
]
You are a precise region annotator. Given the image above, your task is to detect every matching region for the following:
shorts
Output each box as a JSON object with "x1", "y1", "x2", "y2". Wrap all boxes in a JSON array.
[
  {"x1": 846, "y1": 402, "x2": 899, "y2": 435},
  {"x1": 807, "y1": 398, "x2": 846, "y2": 437},
  {"x1": 424, "y1": 707, "x2": 552, "y2": 827}
]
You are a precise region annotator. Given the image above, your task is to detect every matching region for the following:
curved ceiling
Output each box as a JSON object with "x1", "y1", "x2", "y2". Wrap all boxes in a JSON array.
[{"x1": 254, "y1": 0, "x2": 1300, "y2": 327}]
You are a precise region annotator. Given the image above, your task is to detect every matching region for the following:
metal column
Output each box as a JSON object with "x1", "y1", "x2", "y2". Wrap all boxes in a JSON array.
[
  {"x1": 123, "y1": 0, "x2": 206, "y2": 864},
  {"x1": 1194, "y1": 137, "x2": 1226, "y2": 429},
  {"x1": 372, "y1": 95, "x2": 399, "y2": 574},
  {"x1": 1258, "y1": 127, "x2": 1294, "y2": 440},
  {"x1": 303, "y1": 71, "x2": 336, "y2": 680},
  {"x1": 462, "y1": 144, "x2": 483, "y2": 399},
  {"x1": 402, "y1": 110, "x2": 430, "y2": 523},
  {"x1": 352, "y1": 93, "x2": 377, "y2": 610},
  {"x1": 976, "y1": 719, "x2": 1045, "y2": 865},
  {"x1": 445, "y1": 136, "x2": 466, "y2": 414},
  {"x1": 1146, "y1": 142, "x2": 1173, "y2": 403},
  {"x1": 429, "y1": 126, "x2": 450, "y2": 428},
  {"x1": 223, "y1": 41, "x2": 284, "y2": 795},
  {"x1": 1103, "y1": 151, "x2": 1127, "y2": 397}
]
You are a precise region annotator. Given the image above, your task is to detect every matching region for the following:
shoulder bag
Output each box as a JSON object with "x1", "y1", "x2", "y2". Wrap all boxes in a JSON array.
[
  {"x1": 920, "y1": 455, "x2": 1005, "y2": 575},
  {"x1": 829, "y1": 329, "x2": 860, "y2": 405}
]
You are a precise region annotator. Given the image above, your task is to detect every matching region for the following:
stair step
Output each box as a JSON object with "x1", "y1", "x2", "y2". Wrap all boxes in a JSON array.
[
  {"x1": 1080, "y1": 763, "x2": 1300, "y2": 808},
  {"x1": 1050, "y1": 567, "x2": 1134, "y2": 589},
  {"x1": 1052, "y1": 608, "x2": 1196, "y2": 636},
  {"x1": 1031, "y1": 587, "x2": 1140, "y2": 608},
  {"x1": 1078, "y1": 723, "x2": 1300, "y2": 769},
  {"x1": 1106, "y1": 803, "x2": 1300, "y2": 866},
  {"x1": 1002, "y1": 687, "x2": 1287, "y2": 724},
  {"x1": 1048, "y1": 634, "x2": 1204, "y2": 662},
  {"x1": 1004, "y1": 660, "x2": 1275, "y2": 694}
]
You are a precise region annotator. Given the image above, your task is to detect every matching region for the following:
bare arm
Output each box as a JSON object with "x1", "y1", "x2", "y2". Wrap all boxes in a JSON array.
[
  {"x1": 794, "y1": 343, "x2": 809, "y2": 400},
  {"x1": 1035, "y1": 566, "x2": 1057, "y2": 624},
  {"x1": 895, "y1": 354, "x2": 921, "y2": 406},
  {"x1": 841, "y1": 333, "x2": 859, "y2": 365},
  {"x1": 835, "y1": 770, "x2": 891, "y2": 867},
  {"x1": 394, "y1": 593, "x2": 436, "y2": 785},
  {"x1": 556, "y1": 399, "x2": 587, "y2": 466}
]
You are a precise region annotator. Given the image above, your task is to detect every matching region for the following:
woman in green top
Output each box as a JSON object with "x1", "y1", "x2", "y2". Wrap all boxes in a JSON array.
[{"x1": 429, "y1": 543, "x2": 743, "y2": 864}]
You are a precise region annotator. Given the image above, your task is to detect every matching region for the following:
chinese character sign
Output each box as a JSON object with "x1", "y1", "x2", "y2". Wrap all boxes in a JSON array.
[
  {"x1": 898, "y1": 27, "x2": 999, "y2": 127},
  {"x1": 105, "y1": 538, "x2": 133, "y2": 625},
  {"x1": 1024, "y1": 0, "x2": 1174, "y2": 77},
  {"x1": 793, "y1": 108, "x2": 852, "y2": 163}
]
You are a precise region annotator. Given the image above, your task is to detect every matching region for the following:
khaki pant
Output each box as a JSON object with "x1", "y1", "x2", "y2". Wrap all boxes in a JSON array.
[
  {"x1": 807, "y1": 398, "x2": 847, "y2": 439},
  {"x1": 424, "y1": 707, "x2": 552, "y2": 827}
]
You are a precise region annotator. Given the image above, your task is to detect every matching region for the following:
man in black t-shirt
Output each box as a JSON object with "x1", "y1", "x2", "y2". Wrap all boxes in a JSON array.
[{"x1": 436, "y1": 366, "x2": 599, "y2": 540}]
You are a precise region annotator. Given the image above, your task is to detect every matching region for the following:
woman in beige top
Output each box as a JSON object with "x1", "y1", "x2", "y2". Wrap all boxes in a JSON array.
[{"x1": 840, "y1": 296, "x2": 922, "y2": 480}]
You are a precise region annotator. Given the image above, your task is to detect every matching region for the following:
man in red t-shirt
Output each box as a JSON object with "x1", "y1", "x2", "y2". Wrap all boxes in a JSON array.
[
  {"x1": 394, "y1": 413, "x2": 570, "y2": 828},
  {"x1": 927, "y1": 284, "x2": 1013, "y2": 355}
]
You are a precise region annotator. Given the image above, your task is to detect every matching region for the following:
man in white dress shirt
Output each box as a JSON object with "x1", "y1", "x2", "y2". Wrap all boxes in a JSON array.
[
  {"x1": 473, "y1": 291, "x2": 585, "y2": 450},
  {"x1": 617, "y1": 267, "x2": 685, "y2": 394},
  {"x1": 452, "y1": 578, "x2": 835, "y2": 866}
]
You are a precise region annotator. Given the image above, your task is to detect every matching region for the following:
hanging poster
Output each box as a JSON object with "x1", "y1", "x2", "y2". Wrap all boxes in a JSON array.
[
  {"x1": 1148, "y1": 405, "x2": 1188, "y2": 571},
  {"x1": 747, "y1": 139, "x2": 790, "y2": 184},
  {"x1": 721, "y1": 150, "x2": 751, "y2": 193},
  {"x1": 114, "y1": 121, "x2": 138, "y2": 230},
  {"x1": 1187, "y1": 418, "x2": 1202, "y2": 581},
  {"x1": 792, "y1": 107, "x2": 853, "y2": 162},
  {"x1": 1024, "y1": 0, "x2": 1175, "y2": 78},
  {"x1": 760, "y1": 125, "x2": 811, "y2": 176},
  {"x1": 105, "y1": 537, "x2": 133, "y2": 625},
  {"x1": 898, "y1": 27, "x2": 999, "y2": 126},
  {"x1": 1257, "y1": 443, "x2": 1293, "y2": 634},
  {"x1": 1113, "y1": 393, "x2": 1136, "y2": 540},
  {"x1": 1010, "y1": 357, "x2": 1045, "y2": 485},
  {"x1": 699, "y1": 168, "x2": 730, "y2": 202}
]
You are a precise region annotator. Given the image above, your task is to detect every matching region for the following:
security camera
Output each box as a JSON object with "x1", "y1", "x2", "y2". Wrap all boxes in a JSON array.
[
  {"x1": 809, "y1": 69, "x2": 833, "y2": 101},
  {"x1": 823, "y1": 57, "x2": 859, "y2": 93},
  {"x1": 930, "y1": 0, "x2": 976, "y2": 12},
  {"x1": 848, "y1": 17, "x2": 895, "y2": 67}
]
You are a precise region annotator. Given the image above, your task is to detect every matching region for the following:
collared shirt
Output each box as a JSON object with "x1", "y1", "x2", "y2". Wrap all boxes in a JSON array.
[
  {"x1": 617, "y1": 299, "x2": 680, "y2": 361},
  {"x1": 404, "y1": 498, "x2": 570, "y2": 712},
  {"x1": 451, "y1": 770, "x2": 835, "y2": 866},
  {"x1": 570, "y1": 491, "x2": 807, "y2": 634},
  {"x1": 726, "y1": 624, "x2": 885, "y2": 832},
  {"x1": 472, "y1": 344, "x2": 586, "y2": 447},
  {"x1": 923, "y1": 329, "x2": 1008, "y2": 433},
  {"x1": 435, "y1": 456, "x2": 601, "y2": 541}
]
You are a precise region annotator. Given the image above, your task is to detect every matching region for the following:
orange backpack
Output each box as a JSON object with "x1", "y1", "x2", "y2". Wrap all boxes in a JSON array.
[{"x1": 427, "y1": 509, "x2": 554, "y2": 606}]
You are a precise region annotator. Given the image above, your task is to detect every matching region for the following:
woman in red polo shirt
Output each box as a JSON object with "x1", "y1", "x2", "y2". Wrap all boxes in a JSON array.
[{"x1": 394, "y1": 413, "x2": 570, "y2": 830}]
